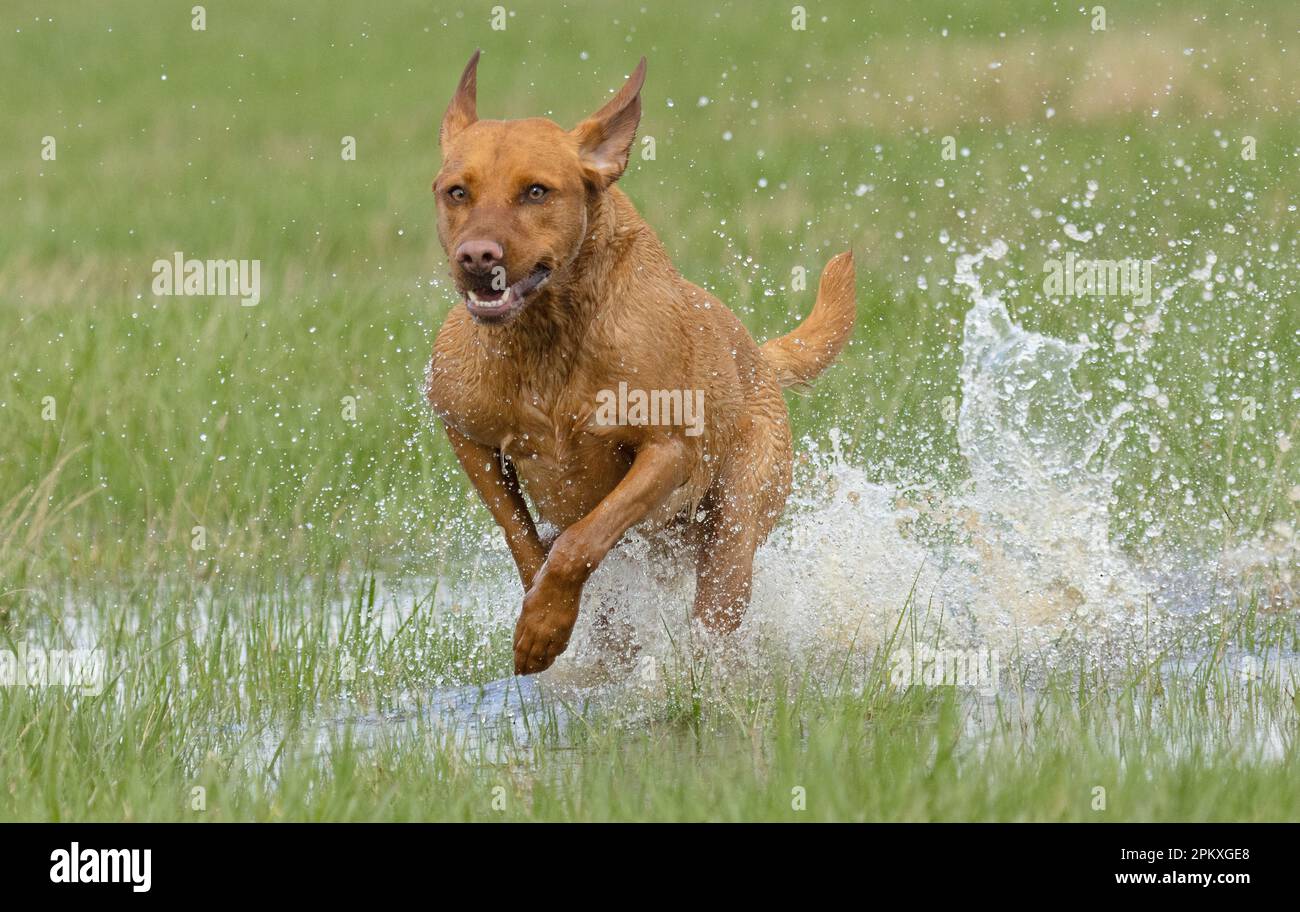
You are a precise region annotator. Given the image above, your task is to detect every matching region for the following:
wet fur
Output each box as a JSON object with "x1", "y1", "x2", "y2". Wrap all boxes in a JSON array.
[{"x1": 426, "y1": 52, "x2": 856, "y2": 674}]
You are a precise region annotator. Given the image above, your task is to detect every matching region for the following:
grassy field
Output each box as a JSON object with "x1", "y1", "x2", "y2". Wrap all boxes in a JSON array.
[{"x1": 0, "y1": 0, "x2": 1296, "y2": 821}]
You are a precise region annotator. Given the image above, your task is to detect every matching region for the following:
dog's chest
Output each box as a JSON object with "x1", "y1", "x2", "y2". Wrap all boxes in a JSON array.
[
  {"x1": 504, "y1": 384, "x2": 621, "y2": 455},
  {"x1": 496, "y1": 383, "x2": 632, "y2": 524}
]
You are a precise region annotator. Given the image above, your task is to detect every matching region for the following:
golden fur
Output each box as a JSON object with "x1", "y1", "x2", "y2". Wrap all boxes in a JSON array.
[{"x1": 427, "y1": 52, "x2": 856, "y2": 674}]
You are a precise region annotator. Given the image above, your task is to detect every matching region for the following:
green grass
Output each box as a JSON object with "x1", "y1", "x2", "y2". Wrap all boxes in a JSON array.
[
  {"x1": 0, "y1": 0, "x2": 1296, "y2": 821},
  {"x1": 3, "y1": 573, "x2": 1298, "y2": 821}
]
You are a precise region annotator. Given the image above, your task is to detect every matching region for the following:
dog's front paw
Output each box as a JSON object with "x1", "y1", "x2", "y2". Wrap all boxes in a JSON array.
[{"x1": 513, "y1": 576, "x2": 580, "y2": 675}]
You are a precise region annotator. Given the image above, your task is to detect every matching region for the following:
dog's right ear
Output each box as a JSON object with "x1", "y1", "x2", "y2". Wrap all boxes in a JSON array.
[{"x1": 441, "y1": 50, "x2": 480, "y2": 148}]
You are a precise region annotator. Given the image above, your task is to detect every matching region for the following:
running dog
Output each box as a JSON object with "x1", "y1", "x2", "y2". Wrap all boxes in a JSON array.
[{"x1": 427, "y1": 52, "x2": 856, "y2": 674}]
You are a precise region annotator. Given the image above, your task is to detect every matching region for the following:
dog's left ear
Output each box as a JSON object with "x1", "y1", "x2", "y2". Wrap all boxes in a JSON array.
[{"x1": 572, "y1": 57, "x2": 646, "y2": 188}]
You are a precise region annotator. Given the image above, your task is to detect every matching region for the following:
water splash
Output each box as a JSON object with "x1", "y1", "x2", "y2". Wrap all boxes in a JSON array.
[
  {"x1": 246, "y1": 241, "x2": 1294, "y2": 764},
  {"x1": 538, "y1": 241, "x2": 1131, "y2": 678},
  {"x1": 532, "y1": 240, "x2": 1290, "y2": 683}
]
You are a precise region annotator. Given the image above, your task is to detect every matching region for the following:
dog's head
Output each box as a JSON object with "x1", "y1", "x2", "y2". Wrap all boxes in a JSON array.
[{"x1": 433, "y1": 51, "x2": 646, "y2": 324}]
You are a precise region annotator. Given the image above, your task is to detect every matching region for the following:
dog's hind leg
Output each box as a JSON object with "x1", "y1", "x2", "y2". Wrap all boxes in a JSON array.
[
  {"x1": 692, "y1": 422, "x2": 792, "y2": 632},
  {"x1": 692, "y1": 497, "x2": 759, "y2": 633}
]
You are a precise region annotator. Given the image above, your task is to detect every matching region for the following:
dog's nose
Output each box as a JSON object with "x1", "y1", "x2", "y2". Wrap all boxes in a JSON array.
[{"x1": 455, "y1": 239, "x2": 504, "y2": 276}]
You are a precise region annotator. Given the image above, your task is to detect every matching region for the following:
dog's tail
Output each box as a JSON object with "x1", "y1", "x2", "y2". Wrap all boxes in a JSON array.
[{"x1": 761, "y1": 251, "x2": 856, "y2": 389}]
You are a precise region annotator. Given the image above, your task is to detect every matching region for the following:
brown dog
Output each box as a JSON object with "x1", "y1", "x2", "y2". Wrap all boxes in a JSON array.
[{"x1": 427, "y1": 52, "x2": 856, "y2": 675}]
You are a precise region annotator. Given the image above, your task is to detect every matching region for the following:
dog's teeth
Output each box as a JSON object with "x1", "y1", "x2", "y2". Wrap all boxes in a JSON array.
[{"x1": 468, "y1": 288, "x2": 511, "y2": 309}]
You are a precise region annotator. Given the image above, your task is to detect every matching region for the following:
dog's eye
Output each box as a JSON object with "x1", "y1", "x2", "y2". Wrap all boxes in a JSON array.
[
  {"x1": 447, "y1": 186, "x2": 467, "y2": 202},
  {"x1": 525, "y1": 184, "x2": 548, "y2": 201}
]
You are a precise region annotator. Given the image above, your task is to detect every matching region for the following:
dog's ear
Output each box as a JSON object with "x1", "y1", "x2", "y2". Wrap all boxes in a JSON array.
[
  {"x1": 572, "y1": 57, "x2": 646, "y2": 188},
  {"x1": 441, "y1": 50, "x2": 481, "y2": 148}
]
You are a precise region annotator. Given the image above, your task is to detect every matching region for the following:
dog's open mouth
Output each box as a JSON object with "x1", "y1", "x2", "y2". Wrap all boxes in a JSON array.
[{"x1": 463, "y1": 265, "x2": 552, "y2": 323}]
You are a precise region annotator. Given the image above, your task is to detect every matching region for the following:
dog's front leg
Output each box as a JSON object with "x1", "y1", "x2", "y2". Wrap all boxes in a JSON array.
[
  {"x1": 444, "y1": 425, "x2": 548, "y2": 590},
  {"x1": 514, "y1": 439, "x2": 689, "y2": 675}
]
